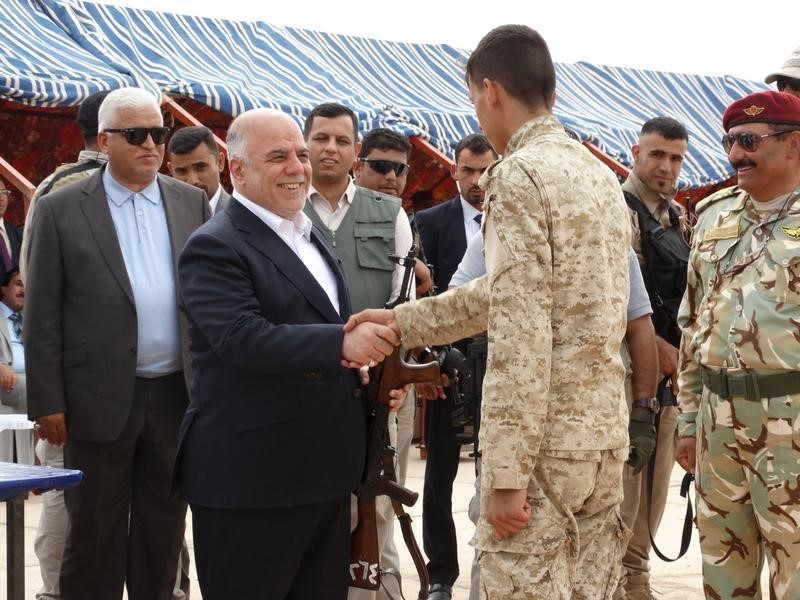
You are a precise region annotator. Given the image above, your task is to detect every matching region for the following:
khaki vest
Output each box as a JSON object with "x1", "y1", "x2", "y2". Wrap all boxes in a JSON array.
[{"x1": 305, "y1": 187, "x2": 401, "y2": 313}]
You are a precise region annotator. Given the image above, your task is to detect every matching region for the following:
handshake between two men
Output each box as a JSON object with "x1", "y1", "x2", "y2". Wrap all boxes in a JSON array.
[{"x1": 341, "y1": 307, "x2": 531, "y2": 543}]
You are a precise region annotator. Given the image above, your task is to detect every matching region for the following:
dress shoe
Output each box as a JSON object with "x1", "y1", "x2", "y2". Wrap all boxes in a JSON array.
[{"x1": 428, "y1": 583, "x2": 453, "y2": 600}]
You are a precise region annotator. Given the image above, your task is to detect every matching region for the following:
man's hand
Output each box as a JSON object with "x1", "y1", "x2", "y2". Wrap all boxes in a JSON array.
[
  {"x1": 387, "y1": 384, "x2": 412, "y2": 412},
  {"x1": 656, "y1": 336, "x2": 679, "y2": 391},
  {"x1": 343, "y1": 308, "x2": 399, "y2": 335},
  {"x1": 675, "y1": 437, "x2": 696, "y2": 475},
  {"x1": 0, "y1": 363, "x2": 17, "y2": 392},
  {"x1": 486, "y1": 488, "x2": 531, "y2": 540},
  {"x1": 415, "y1": 371, "x2": 450, "y2": 401},
  {"x1": 627, "y1": 417, "x2": 657, "y2": 474},
  {"x1": 414, "y1": 259, "x2": 433, "y2": 296},
  {"x1": 357, "y1": 368, "x2": 410, "y2": 412},
  {"x1": 36, "y1": 412, "x2": 67, "y2": 447},
  {"x1": 341, "y1": 320, "x2": 400, "y2": 369}
]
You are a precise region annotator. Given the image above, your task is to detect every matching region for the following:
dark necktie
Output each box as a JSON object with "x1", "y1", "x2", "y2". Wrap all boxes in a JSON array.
[
  {"x1": 9, "y1": 311, "x2": 22, "y2": 339},
  {"x1": 0, "y1": 234, "x2": 11, "y2": 271},
  {"x1": 474, "y1": 214, "x2": 482, "y2": 225}
]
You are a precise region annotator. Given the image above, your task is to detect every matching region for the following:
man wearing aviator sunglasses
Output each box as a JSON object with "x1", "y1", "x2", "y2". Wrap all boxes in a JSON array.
[
  {"x1": 765, "y1": 46, "x2": 800, "y2": 100},
  {"x1": 675, "y1": 90, "x2": 800, "y2": 599},
  {"x1": 354, "y1": 129, "x2": 411, "y2": 199},
  {"x1": 25, "y1": 87, "x2": 210, "y2": 600}
]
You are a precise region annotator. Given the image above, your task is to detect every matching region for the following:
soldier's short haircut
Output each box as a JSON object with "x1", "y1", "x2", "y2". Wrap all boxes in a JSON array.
[
  {"x1": 454, "y1": 133, "x2": 496, "y2": 162},
  {"x1": 168, "y1": 126, "x2": 219, "y2": 156},
  {"x1": 640, "y1": 117, "x2": 689, "y2": 142},
  {"x1": 303, "y1": 103, "x2": 359, "y2": 141},
  {"x1": 358, "y1": 128, "x2": 410, "y2": 159},
  {"x1": 76, "y1": 90, "x2": 111, "y2": 143},
  {"x1": 465, "y1": 25, "x2": 556, "y2": 110}
]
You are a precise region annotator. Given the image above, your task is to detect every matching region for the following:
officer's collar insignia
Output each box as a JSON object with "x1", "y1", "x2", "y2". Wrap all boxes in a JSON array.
[
  {"x1": 743, "y1": 105, "x2": 765, "y2": 117},
  {"x1": 780, "y1": 225, "x2": 800, "y2": 240},
  {"x1": 704, "y1": 224, "x2": 739, "y2": 241}
]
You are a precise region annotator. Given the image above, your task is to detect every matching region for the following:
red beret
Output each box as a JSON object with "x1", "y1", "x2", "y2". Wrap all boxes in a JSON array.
[{"x1": 723, "y1": 90, "x2": 800, "y2": 131}]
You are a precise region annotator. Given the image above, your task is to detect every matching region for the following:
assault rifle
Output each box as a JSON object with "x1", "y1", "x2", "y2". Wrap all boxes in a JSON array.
[{"x1": 349, "y1": 244, "x2": 440, "y2": 600}]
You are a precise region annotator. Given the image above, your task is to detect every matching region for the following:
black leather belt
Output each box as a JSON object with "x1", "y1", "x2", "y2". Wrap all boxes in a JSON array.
[{"x1": 700, "y1": 366, "x2": 800, "y2": 401}]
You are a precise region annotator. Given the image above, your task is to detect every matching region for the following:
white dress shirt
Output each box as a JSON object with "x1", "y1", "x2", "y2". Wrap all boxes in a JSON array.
[{"x1": 234, "y1": 192, "x2": 341, "y2": 315}]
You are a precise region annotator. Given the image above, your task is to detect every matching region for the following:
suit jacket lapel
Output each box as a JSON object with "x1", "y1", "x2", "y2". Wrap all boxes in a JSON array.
[
  {"x1": 447, "y1": 196, "x2": 467, "y2": 255},
  {"x1": 230, "y1": 202, "x2": 343, "y2": 323},
  {"x1": 78, "y1": 170, "x2": 135, "y2": 305},
  {"x1": 0, "y1": 316, "x2": 12, "y2": 362},
  {"x1": 160, "y1": 175, "x2": 195, "y2": 276}
]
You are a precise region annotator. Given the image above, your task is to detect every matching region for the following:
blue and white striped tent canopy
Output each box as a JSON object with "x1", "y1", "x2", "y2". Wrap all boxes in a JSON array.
[
  {"x1": 2, "y1": 0, "x2": 769, "y2": 188},
  {"x1": 0, "y1": 0, "x2": 141, "y2": 106}
]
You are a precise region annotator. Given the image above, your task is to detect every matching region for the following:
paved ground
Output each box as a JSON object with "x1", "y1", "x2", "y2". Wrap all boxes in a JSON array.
[{"x1": 2, "y1": 446, "x2": 768, "y2": 598}]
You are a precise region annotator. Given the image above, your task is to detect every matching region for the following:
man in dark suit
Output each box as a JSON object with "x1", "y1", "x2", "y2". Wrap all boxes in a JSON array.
[
  {"x1": 177, "y1": 108, "x2": 403, "y2": 600},
  {"x1": 167, "y1": 125, "x2": 231, "y2": 214},
  {"x1": 412, "y1": 133, "x2": 496, "y2": 599},
  {"x1": 25, "y1": 87, "x2": 210, "y2": 600},
  {"x1": 0, "y1": 178, "x2": 22, "y2": 285}
]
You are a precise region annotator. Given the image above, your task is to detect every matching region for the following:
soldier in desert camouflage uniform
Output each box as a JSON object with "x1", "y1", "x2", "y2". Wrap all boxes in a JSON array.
[
  {"x1": 675, "y1": 90, "x2": 800, "y2": 600},
  {"x1": 346, "y1": 25, "x2": 632, "y2": 599}
]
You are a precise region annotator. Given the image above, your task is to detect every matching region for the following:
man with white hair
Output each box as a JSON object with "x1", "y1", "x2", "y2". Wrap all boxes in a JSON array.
[{"x1": 25, "y1": 86, "x2": 210, "y2": 600}]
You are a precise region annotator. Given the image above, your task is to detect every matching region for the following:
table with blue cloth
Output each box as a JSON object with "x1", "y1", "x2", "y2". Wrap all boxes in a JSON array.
[{"x1": 1, "y1": 461, "x2": 83, "y2": 600}]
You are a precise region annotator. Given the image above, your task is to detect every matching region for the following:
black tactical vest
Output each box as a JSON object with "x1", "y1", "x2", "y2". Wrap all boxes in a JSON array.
[{"x1": 625, "y1": 191, "x2": 690, "y2": 348}]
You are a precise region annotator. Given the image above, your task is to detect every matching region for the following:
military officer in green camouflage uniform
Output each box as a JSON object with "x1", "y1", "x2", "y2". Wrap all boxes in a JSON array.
[
  {"x1": 676, "y1": 90, "x2": 800, "y2": 599},
  {"x1": 346, "y1": 25, "x2": 631, "y2": 599}
]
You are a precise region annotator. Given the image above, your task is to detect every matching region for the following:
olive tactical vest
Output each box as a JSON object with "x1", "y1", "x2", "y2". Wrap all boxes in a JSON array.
[{"x1": 304, "y1": 187, "x2": 401, "y2": 313}]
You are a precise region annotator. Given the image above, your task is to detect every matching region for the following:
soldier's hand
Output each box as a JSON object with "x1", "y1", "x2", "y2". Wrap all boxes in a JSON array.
[
  {"x1": 675, "y1": 436, "x2": 696, "y2": 475},
  {"x1": 627, "y1": 417, "x2": 657, "y2": 475},
  {"x1": 414, "y1": 259, "x2": 433, "y2": 295},
  {"x1": 656, "y1": 336, "x2": 679, "y2": 391},
  {"x1": 486, "y1": 488, "x2": 530, "y2": 540}
]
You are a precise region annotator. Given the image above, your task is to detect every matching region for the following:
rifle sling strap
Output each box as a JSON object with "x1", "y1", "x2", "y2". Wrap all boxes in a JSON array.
[{"x1": 646, "y1": 410, "x2": 694, "y2": 562}]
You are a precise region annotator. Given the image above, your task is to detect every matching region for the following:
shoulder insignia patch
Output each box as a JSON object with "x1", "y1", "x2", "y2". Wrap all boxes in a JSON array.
[
  {"x1": 704, "y1": 224, "x2": 739, "y2": 241},
  {"x1": 781, "y1": 225, "x2": 800, "y2": 240}
]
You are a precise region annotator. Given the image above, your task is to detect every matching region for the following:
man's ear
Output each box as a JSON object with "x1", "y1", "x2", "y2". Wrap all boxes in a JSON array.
[
  {"x1": 97, "y1": 132, "x2": 110, "y2": 154},
  {"x1": 229, "y1": 158, "x2": 244, "y2": 186},
  {"x1": 167, "y1": 160, "x2": 174, "y2": 175},
  {"x1": 216, "y1": 150, "x2": 226, "y2": 173},
  {"x1": 631, "y1": 144, "x2": 641, "y2": 162},
  {"x1": 483, "y1": 78, "x2": 499, "y2": 106},
  {"x1": 450, "y1": 163, "x2": 457, "y2": 180},
  {"x1": 787, "y1": 130, "x2": 800, "y2": 156}
]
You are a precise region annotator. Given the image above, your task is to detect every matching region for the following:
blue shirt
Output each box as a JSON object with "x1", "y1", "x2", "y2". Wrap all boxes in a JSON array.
[
  {"x1": 103, "y1": 168, "x2": 181, "y2": 377},
  {"x1": 449, "y1": 232, "x2": 652, "y2": 321},
  {"x1": 1, "y1": 303, "x2": 24, "y2": 373}
]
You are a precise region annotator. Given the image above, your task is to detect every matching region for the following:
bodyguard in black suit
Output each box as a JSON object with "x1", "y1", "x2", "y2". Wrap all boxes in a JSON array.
[
  {"x1": 176, "y1": 109, "x2": 403, "y2": 600},
  {"x1": 412, "y1": 134, "x2": 496, "y2": 599}
]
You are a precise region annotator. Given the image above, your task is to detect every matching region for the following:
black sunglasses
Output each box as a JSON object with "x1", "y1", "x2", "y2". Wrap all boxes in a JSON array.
[
  {"x1": 777, "y1": 76, "x2": 800, "y2": 92},
  {"x1": 104, "y1": 126, "x2": 170, "y2": 145},
  {"x1": 721, "y1": 130, "x2": 790, "y2": 153},
  {"x1": 361, "y1": 158, "x2": 409, "y2": 177}
]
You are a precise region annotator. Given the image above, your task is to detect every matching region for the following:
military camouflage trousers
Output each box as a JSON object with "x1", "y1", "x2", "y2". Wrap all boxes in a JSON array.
[
  {"x1": 696, "y1": 390, "x2": 800, "y2": 599},
  {"x1": 477, "y1": 449, "x2": 629, "y2": 599}
]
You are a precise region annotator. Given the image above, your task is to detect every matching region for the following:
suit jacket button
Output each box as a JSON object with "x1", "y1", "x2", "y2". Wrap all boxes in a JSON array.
[
  {"x1": 353, "y1": 388, "x2": 362, "y2": 399},
  {"x1": 128, "y1": 348, "x2": 136, "y2": 356}
]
